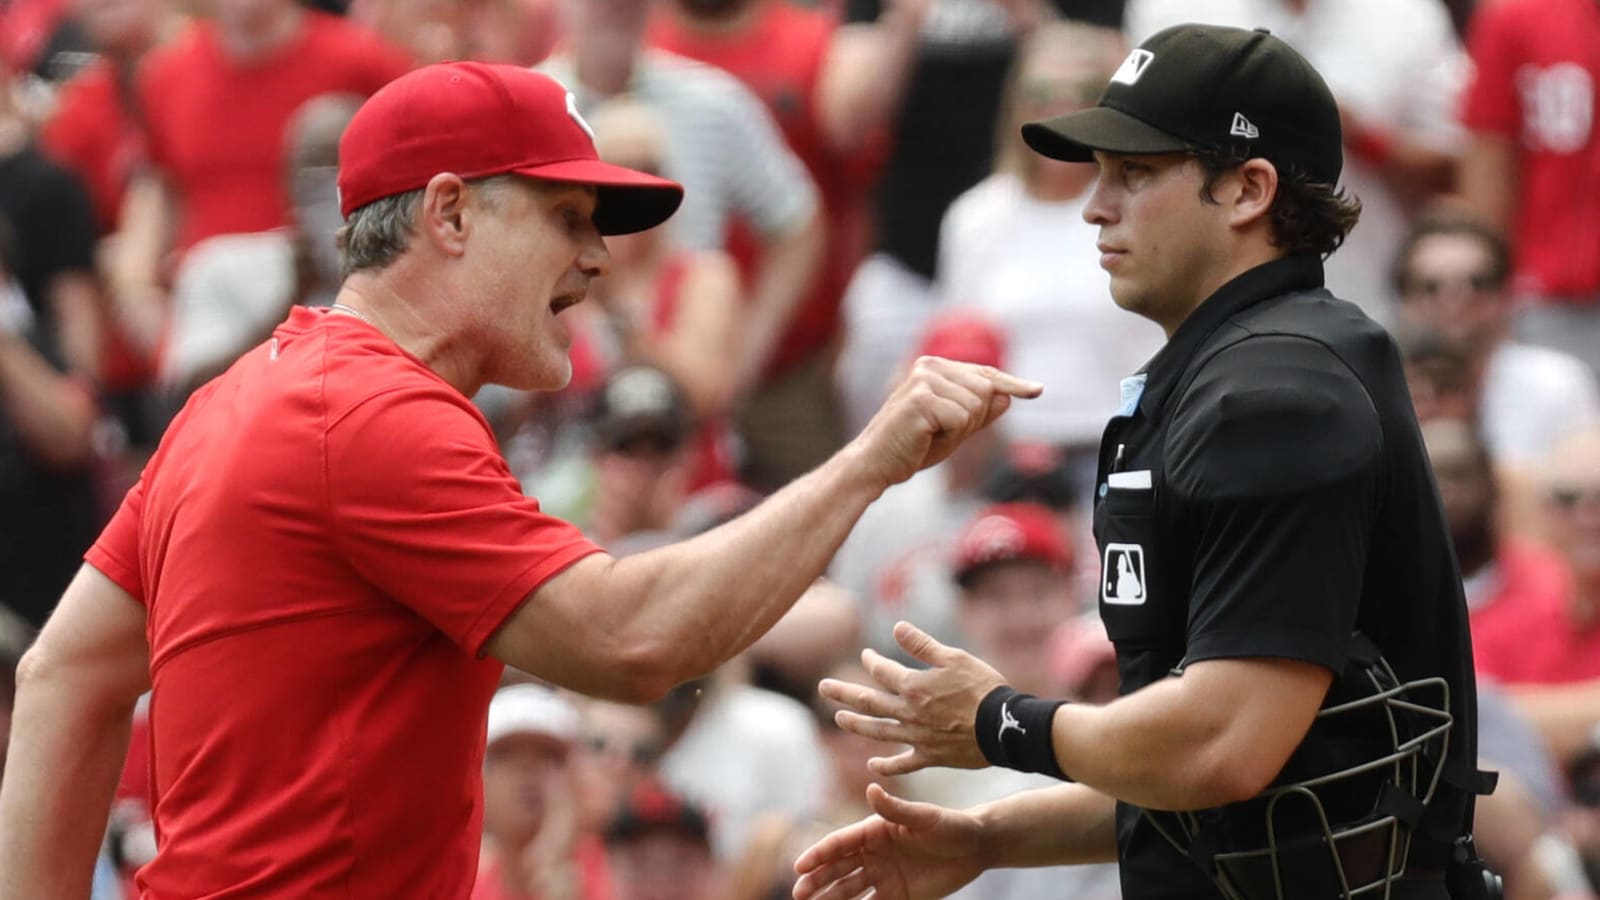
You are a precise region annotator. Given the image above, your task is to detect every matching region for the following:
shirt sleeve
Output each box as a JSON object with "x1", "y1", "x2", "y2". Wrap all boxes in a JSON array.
[
  {"x1": 707, "y1": 70, "x2": 819, "y2": 237},
  {"x1": 86, "y1": 477, "x2": 148, "y2": 604},
  {"x1": 1460, "y1": 1, "x2": 1521, "y2": 136},
  {"x1": 1165, "y1": 335, "x2": 1384, "y2": 673},
  {"x1": 41, "y1": 164, "x2": 97, "y2": 277},
  {"x1": 842, "y1": 0, "x2": 881, "y2": 25},
  {"x1": 324, "y1": 385, "x2": 603, "y2": 655}
]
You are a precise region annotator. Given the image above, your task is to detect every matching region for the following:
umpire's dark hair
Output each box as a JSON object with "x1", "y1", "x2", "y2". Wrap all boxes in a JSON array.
[
  {"x1": 1192, "y1": 147, "x2": 1361, "y2": 259},
  {"x1": 1389, "y1": 209, "x2": 1512, "y2": 297}
]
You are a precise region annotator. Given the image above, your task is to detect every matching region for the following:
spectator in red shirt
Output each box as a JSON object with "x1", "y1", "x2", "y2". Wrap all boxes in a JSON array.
[
  {"x1": 578, "y1": 96, "x2": 741, "y2": 424},
  {"x1": 473, "y1": 684, "x2": 611, "y2": 900},
  {"x1": 107, "y1": 0, "x2": 410, "y2": 378},
  {"x1": 545, "y1": 0, "x2": 827, "y2": 491},
  {"x1": 648, "y1": 0, "x2": 900, "y2": 489},
  {"x1": 40, "y1": 0, "x2": 181, "y2": 439},
  {"x1": 1459, "y1": 0, "x2": 1600, "y2": 373},
  {"x1": 1539, "y1": 426, "x2": 1600, "y2": 671},
  {"x1": 41, "y1": 0, "x2": 177, "y2": 235},
  {"x1": 605, "y1": 779, "x2": 721, "y2": 900},
  {"x1": 0, "y1": 62, "x2": 1040, "y2": 898},
  {"x1": 348, "y1": 0, "x2": 560, "y2": 66},
  {"x1": 1421, "y1": 416, "x2": 1582, "y2": 686}
]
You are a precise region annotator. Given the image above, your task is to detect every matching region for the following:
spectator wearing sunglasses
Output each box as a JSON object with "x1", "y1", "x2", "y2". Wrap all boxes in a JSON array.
[
  {"x1": 1539, "y1": 426, "x2": 1600, "y2": 674},
  {"x1": 1393, "y1": 210, "x2": 1600, "y2": 469}
]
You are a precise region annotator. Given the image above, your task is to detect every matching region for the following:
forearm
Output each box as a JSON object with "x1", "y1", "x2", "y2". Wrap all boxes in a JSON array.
[
  {"x1": 601, "y1": 441, "x2": 885, "y2": 691},
  {"x1": 1045, "y1": 659, "x2": 1325, "y2": 811},
  {"x1": 971, "y1": 782, "x2": 1118, "y2": 869},
  {"x1": 107, "y1": 175, "x2": 173, "y2": 357},
  {"x1": 1458, "y1": 134, "x2": 1517, "y2": 235},
  {"x1": 817, "y1": 6, "x2": 927, "y2": 156},
  {"x1": 0, "y1": 335, "x2": 97, "y2": 469},
  {"x1": 1050, "y1": 681, "x2": 1240, "y2": 810},
  {"x1": 1504, "y1": 681, "x2": 1600, "y2": 765},
  {"x1": 0, "y1": 659, "x2": 138, "y2": 899},
  {"x1": 733, "y1": 211, "x2": 824, "y2": 393},
  {"x1": 51, "y1": 273, "x2": 105, "y2": 382}
]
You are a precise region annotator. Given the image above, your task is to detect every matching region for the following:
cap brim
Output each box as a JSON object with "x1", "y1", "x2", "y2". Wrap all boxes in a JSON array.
[
  {"x1": 515, "y1": 158, "x2": 685, "y2": 236},
  {"x1": 1022, "y1": 106, "x2": 1197, "y2": 162}
]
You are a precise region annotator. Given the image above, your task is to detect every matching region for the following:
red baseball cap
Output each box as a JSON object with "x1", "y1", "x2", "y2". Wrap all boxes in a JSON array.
[
  {"x1": 915, "y1": 310, "x2": 1008, "y2": 370},
  {"x1": 952, "y1": 502, "x2": 1074, "y2": 587},
  {"x1": 337, "y1": 62, "x2": 684, "y2": 235}
]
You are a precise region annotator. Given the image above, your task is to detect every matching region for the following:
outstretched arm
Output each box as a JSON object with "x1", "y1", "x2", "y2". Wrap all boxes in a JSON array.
[
  {"x1": 487, "y1": 360, "x2": 1042, "y2": 702},
  {"x1": 792, "y1": 780, "x2": 1115, "y2": 900},
  {"x1": 0, "y1": 564, "x2": 151, "y2": 900}
]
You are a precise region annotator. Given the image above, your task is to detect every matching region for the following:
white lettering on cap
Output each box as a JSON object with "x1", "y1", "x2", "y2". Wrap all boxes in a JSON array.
[
  {"x1": 1230, "y1": 112, "x2": 1260, "y2": 140},
  {"x1": 566, "y1": 91, "x2": 596, "y2": 141},
  {"x1": 1111, "y1": 49, "x2": 1155, "y2": 86}
]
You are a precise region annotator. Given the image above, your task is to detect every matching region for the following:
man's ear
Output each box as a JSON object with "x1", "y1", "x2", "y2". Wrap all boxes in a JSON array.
[
  {"x1": 419, "y1": 173, "x2": 471, "y2": 258},
  {"x1": 1229, "y1": 158, "x2": 1279, "y2": 230}
]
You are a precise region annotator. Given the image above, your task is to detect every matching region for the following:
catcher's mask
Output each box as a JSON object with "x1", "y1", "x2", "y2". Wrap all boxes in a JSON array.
[{"x1": 1147, "y1": 634, "x2": 1454, "y2": 900}]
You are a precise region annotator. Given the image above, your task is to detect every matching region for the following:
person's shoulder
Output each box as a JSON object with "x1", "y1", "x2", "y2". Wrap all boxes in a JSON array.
[
  {"x1": 642, "y1": 48, "x2": 761, "y2": 108},
  {"x1": 765, "y1": 0, "x2": 836, "y2": 42},
  {"x1": 139, "y1": 18, "x2": 212, "y2": 80},
  {"x1": 311, "y1": 329, "x2": 481, "y2": 430},
  {"x1": 1491, "y1": 341, "x2": 1598, "y2": 394},
  {"x1": 717, "y1": 684, "x2": 821, "y2": 736},
  {"x1": 1467, "y1": 0, "x2": 1544, "y2": 33},
  {"x1": 945, "y1": 173, "x2": 1023, "y2": 227},
  {"x1": 1168, "y1": 331, "x2": 1383, "y2": 499},
  {"x1": 9, "y1": 142, "x2": 85, "y2": 196},
  {"x1": 48, "y1": 58, "x2": 116, "y2": 112},
  {"x1": 303, "y1": 11, "x2": 410, "y2": 72}
]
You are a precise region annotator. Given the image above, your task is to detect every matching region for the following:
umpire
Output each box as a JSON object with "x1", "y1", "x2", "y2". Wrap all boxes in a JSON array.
[{"x1": 793, "y1": 23, "x2": 1497, "y2": 900}]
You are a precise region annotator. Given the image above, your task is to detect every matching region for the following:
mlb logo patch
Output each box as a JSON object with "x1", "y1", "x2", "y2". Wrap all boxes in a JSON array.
[
  {"x1": 1111, "y1": 49, "x2": 1155, "y2": 86},
  {"x1": 1103, "y1": 543, "x2": 1147, "y2": 605}
]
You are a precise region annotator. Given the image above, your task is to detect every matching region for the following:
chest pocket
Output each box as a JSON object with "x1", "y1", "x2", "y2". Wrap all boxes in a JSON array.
[{"x1": 1094, "y1": 484, "x2": 1184, "y2": 650}]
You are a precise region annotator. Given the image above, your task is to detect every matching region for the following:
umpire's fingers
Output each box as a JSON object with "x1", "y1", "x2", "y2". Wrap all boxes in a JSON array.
[
  {"x1": 819, "y1": 677, "x2": 901, "y2": 720},
  {"x1": 893, "y1": 621, "x2": 966, "y2": 669},
  {"x1": 860, "y1": 647, "x2": 915, "y2": 695},
  {"x1": 869, "y1": 747, "x2": 931, "y2": 778},
  {"x1": 864, "y1": 782, "x2": 944, "y2": 830},
  {"x1": 834, "y1": 709, "x2": 914, "y2": 745}
]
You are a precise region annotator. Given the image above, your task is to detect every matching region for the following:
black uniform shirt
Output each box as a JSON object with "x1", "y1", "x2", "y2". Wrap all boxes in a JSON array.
[{"x1": 1091, "y1": 252, "x2": 1479, "y2": 900}]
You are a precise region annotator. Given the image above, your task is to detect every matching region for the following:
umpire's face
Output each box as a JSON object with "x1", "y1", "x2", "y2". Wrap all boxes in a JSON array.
[{"x1": 1083, "y1": 151, "x2": 1259, "y2": 335}]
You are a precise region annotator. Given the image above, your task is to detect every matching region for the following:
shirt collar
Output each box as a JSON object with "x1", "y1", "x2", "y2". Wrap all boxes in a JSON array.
[{"x1": 1137, "y1": 251, "x2": 1326, "y2": 417}]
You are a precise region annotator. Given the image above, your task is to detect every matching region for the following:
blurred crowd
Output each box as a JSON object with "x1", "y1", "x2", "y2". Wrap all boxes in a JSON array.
[{"x1": 0, "y1": 0, "x2": 1598, "y2": 897}]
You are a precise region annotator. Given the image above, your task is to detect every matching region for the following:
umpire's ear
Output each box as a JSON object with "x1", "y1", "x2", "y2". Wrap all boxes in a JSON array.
[{"x1": 1225, "y1": 157, "x2": 1280, "y2": 232}]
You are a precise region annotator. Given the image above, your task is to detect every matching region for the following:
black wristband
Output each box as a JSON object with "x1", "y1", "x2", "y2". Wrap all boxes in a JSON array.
[{"x1": 975, "y1": 685, "x2": 1071, "y2": 781}]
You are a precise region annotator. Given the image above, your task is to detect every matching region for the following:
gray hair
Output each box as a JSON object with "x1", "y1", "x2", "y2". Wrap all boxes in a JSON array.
[{"x1": 336, "y1": 175, "x2": 522, "y2": 277}]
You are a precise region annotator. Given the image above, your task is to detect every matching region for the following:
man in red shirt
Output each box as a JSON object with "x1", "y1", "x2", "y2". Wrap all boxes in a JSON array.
[
  {"x1": 108, "y1": 0, "x2": 410, "y2": 370},
  {"x1": 0, "y1": 62, "x2": 1040, "y2": 899},
  {"x1": 1459, "y1": 0, "x2": 1600, "y2": 372}
]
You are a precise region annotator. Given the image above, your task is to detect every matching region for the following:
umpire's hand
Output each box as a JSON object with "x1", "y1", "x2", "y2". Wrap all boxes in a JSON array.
[
  {"x1": 853, "y1": 356, "x2": 1042, "y2": 489},
  {"x1": 820, "y1": 621, "x2": 1007, "y2": 776}
]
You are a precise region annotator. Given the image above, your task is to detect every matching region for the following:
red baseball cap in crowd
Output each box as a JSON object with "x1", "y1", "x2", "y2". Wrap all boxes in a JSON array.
[
  {"x1": 952, "y1": 502, "x2": 1074, "y2": 587},
  {"x1": 604, "y1": 778, "x2": 711, "y2": 847},
  {"x1": 915, "y1": 310, "x2": 1008, "y2": 370},
  {"x1": 337, "y1": 61, "x2": 684, "y2": 235}
]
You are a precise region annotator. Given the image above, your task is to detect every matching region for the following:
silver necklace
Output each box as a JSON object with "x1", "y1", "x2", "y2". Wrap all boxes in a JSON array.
[{"x1": 329, "y1": 303, "x2": 375, "y2": 327}]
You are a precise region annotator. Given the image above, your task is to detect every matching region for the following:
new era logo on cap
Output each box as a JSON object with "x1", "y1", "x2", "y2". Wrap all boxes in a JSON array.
[
  {"x1": 1110, "y1": 49, "x2": 1155, "y2": 86},
  {"x1": 1230, "y1": 112, "x2": 1260, "y2": 140}
]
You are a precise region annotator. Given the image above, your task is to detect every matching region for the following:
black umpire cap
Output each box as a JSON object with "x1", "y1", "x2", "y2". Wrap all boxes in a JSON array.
[{"x1": 1021, "y1": 23, "x2": 1344, "y2": 185}]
